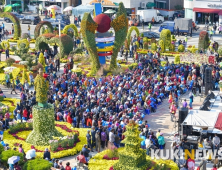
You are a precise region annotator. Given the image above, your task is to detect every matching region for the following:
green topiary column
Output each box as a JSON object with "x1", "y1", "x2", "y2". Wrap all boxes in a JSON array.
[
  {"x1": 26, "y1": 69, "x2": 61, "y2": 146},
  {"x1": 113, "y1": 121, "x2": 151, "y2": 170},
  {"x1": 26, "y1": 104, "x2": 61, "y2": 146}
]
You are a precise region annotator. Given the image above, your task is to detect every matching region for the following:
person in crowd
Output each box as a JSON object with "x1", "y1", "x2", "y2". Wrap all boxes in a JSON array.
[
  {"x1": 77, "y1": 151, "x2": 88, "y2": 165},
  {"x1": 95, "y1": 130, "x2": 101, "y2": 152},
  {"x1": 54, "y1": 159, "x2": 59, "y2": 168},
  {"x1": 211, "y1": 164, "x2": 217, "y2": 170},
  {"x1": 158, "y1": 133, "x2": 165, "y2": 149},
  {"x1": 86, "y1": 130, "x2": 93, "y2": 151},
  {"x1": 212, "y1": 134, "x2": 220, "y2": 154},
  {"x1": 43, "y1": 148, "x2": 51, "y2": 160},
  {"x1": 65, "y1": 162, "x2": 71, "y2": 170}
]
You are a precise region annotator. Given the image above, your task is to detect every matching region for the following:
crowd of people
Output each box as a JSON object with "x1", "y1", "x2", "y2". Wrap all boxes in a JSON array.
[{"x1": 0, "y1": 26, "x2": 221, "y2": 170}]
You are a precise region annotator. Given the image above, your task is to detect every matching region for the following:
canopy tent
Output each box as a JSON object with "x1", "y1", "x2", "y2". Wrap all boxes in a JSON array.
[
  {"x1": 72, "y1": 5, "x2": 94, "y2": 19},
  {"x1": 214, "y1": 112, "x2": 222, "y2": 131},
  {"x1": 104, "y1": 9, "x2": 116, "y2": 14},
  {"x1": 182, "y1": 110, "x2": 220, "y2": 128}
]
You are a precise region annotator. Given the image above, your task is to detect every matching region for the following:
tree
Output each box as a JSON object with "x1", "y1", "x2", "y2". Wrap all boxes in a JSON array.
[{"x1": 174, "y1": 5, "x2": 183, "y2": 10}]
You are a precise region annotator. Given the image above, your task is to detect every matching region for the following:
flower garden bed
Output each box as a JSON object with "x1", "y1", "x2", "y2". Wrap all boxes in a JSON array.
[
  {"x1": 88, "y1": 148, "x2": 179, "y2": 170},
  {"x1": 7, "y1": 38, "x2": 36, "y2": 43},
  {"x1": 3, "y1": 121, "x2": 88, "y2": 158}
]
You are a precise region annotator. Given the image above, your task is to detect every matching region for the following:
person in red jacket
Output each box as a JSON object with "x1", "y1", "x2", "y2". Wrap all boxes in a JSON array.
[
  {"x1": 23, "y1": 107, "x2": 28, "y2": 121},
  {"x1": 65, "y1": 162, "x2": 71, "y2": 170},
  {"x1": 67, "y1": 113, "x2": 72, "y2": 124}
]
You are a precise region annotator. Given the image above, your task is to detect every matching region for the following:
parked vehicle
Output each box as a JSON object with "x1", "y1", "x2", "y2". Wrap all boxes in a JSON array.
[
  {"x1": 159, "y1": 21, "x2": 175, "y2": 33},
  {"x1": 56, "y1": 14, "x2": 70, "y2": 25},
  {"x1": 43, "y1": 15, "x2": 70, "y2": 25},
  {"x1": 173, "y1": 10, "x2": 185, "y2": 19},
  {"x1": 141, "y1": 31, "x2": 160, "y2": 38},
  {"x1": 159, "y1": 18, "x2": 192, "y2": 35},
  {"x1": 174, "y1": 18, "x2": 192, "y2": 35},
  {"x1": 137, "y1": 9, "x2": 164, "y2": 24},
  {"x1": 4, "y1": 12, "x2": 24, "y2": 23},
  {"x1": 51, "y1": 22, "x2": 66, "y2": 30},
  {"x1": 21, "y1": 15, "x2": 41, "y2": 25}
]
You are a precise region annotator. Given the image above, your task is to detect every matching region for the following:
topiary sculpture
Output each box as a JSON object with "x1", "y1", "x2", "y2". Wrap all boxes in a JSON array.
[
  {"x1": 159, "y1": 29, "x2": 171, "y2": 52},
  {"x1": 174, "y1": 55, "x2": 180, "y2": 64},
  {"x1": 198, "y1": 31, "x2": 210, "y2": 50},
  {"x1": 143, "y1": 37, "x2": 148, "y2": 50},
  {"x1": 178, "y1": 44, "x2": 185, "y2": 52},
  {"x1": 151, "y1": 43, "x2": 157, "y2": 51},
  {"x1": 113, "y1": 120, "x2": 152, "y2": 170},
  {"x1": 26, "y1": 69, "x2": 61, "y2": 145},
  {"x1": 38, "y1": 52, "x2": 45, "y2": 69},
  {"x1": 126, "y1": 26, "x2": 139, "y2": 49},
  {"x1": 109, "y1": 3, "x2": 128, "y2": 70}
]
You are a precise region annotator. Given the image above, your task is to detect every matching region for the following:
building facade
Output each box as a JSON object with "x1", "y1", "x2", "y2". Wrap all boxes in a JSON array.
[
  {"x1": 7, "y1": 0, "x2": 81, "y2": 13},
  {"x1": 154, "y1": 0, "x2": 184, "y2": 17},
  {"x1": 81, "y1": 0, "x2": 155, "y2": 15},
  {"x1": 184, "y1": 0, "x2": 222, "y2": 24}
]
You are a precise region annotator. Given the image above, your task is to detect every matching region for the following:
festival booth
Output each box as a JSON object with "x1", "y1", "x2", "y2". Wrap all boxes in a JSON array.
[{"x1": 181, "y1": 110, "x2": 222, "y2": 148}]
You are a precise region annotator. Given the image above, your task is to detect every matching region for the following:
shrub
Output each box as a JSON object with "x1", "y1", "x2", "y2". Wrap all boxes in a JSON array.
[
  {"x1": 0, "y1": 150, "x2": 24, "y2": 166},
  {"x1": 6, "y1": 58, "x2": 15, "y2": 66},
  {"x1": 23, "y1": 159, "x2": 52, "y2": 170},
  {"x1": 169, "y1": 44, "x2": 175, "y2": 52},
  {"x1": 141, "y1": 33, "x2": 144, "y2": 37},
  {"x1": 151, "y1": 43, "x2": 157, "y2": 51},
  {"x1": 0, "y1": 144, "x2": 4, "y2": 154},
  {"x1": 174, "y1": 55, "x2": 180, "y2": 64},
  {"x1": 10, "y1": 45, "x2": 17, "y2": 52},
  {"x1": 218, "y1": 47, "x2": 222, "y2": 56},
  {"x1": 21, "y1": 33, "x2": 30, "y2": 39},
  {"x1": 178, "y1": 44, "x2": 185, "y2": 52}
]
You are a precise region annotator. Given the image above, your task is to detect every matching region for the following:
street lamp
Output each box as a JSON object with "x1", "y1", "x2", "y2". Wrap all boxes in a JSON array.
[{"x1": 58, "y1": 19, "x2": 61, "y2": 37}]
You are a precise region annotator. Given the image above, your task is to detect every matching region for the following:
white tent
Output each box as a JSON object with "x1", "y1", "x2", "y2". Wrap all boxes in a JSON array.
[{"x1": 182, "y1": 110, "x2": 220, "y2": 128}]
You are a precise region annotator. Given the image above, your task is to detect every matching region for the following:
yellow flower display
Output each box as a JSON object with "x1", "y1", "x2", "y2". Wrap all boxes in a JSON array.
[
  {"x1": 3, "y1": 121, "x2": 89, "y2": 159},
  {"x1": 88, "y1": 148, "x2": 179, "y2": 170}
]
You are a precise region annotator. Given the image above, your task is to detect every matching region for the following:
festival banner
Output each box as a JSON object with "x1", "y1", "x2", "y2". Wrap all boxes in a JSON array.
[{"x1": 95, "y1": 37, "x2": 115, "y2": 42}]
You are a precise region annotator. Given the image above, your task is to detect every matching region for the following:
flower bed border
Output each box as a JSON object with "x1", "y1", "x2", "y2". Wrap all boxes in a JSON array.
[{"x1": 3, "y1": 121, "x2": 89, "y2": 158}]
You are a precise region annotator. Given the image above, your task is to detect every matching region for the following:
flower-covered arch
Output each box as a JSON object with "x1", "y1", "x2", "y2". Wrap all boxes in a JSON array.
[
  {"x1": 126, "y1": 26, "x2": 139, "y2": 49},
  {"x1": 34, "y1": 21, "x2": 53, "y2": 39},
  {"x1": 62, "y1": 24, "x2": 78, "y2": 37},
  {"x1": 35, "y1": 33, "x2": 74, "y2": 57},
  {"x1": 0, "y1": 12, "x2": 21, "y2": 39}
]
